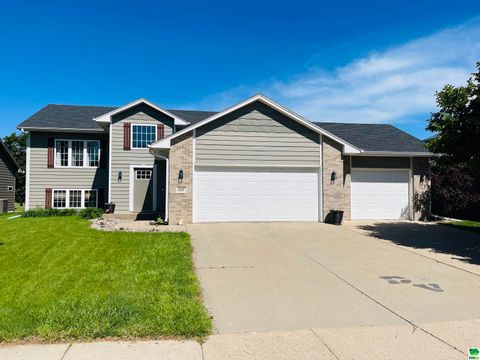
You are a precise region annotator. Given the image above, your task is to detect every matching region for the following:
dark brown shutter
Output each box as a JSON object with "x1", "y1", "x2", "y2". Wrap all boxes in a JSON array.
[
  {"x1": 123, "y1": 123, "x2": 131, "y2": 150},
  {"x1": 45, "y1": 188, "x2": 52, "y2": 208},
  {"x1": 99, "y1": 139, "x2": 107, "y2": 168},
  {"x1": 47, "y1": 138, "x2": 55, "y2": 168},
  {"x1": 157, "y1": 124, "x2": 164, "y2": 140},
  {"x1": 97, "y1": 188, "x2": 105, "y2": 209}
]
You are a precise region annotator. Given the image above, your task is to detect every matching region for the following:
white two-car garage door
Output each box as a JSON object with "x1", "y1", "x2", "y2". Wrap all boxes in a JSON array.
[
  {"x1": 193, "y1": 167, "x2": 319, "y2": 223},
  {"x1": 351, "y1": 170, "x2": 410, "y2": 220}
]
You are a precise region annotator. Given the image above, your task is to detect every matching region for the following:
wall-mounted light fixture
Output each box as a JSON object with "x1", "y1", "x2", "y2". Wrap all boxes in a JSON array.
[
  {"x1": 178, "y1": 169, "x2": 184, "y2": 183},
  {"x1": 118, "y1": 171, "x2": 123, "y2": 183},
  {"x1": 330, "y1": 171, "x2": 337, "y2": 184}
]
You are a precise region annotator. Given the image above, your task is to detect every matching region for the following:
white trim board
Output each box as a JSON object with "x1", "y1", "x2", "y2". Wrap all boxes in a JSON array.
[
  {"x1": 149, "y1": 94, "x2": 361, "y2": 154},
  {"x1": 25, "y1": 133, "x2": 31, "y2": 210}
]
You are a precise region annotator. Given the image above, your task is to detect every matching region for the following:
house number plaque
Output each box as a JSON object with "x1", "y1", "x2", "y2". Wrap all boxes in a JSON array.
[{"x1": 176, "y1": 186, "x2": 187, "y2": 194}]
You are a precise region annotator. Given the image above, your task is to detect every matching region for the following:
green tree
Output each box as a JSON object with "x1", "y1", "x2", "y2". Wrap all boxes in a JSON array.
[
  {"x1": 426, "y1": 62, "x2": 480, "y2": 172},
  {"x1": 426, "y1": 62, "x2": 480, "y2": 217},
  {"x1": 2, "y1": 132, "x2": 27, "y2": 204}
]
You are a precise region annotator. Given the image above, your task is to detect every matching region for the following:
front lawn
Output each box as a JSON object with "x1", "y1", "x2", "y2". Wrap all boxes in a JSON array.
[
  {"x1": 0, "y1": 215, "x2": 211, "y2": 342},
  {"x1": 441, "y1": 220, "x2": 480, "y2": 234}
]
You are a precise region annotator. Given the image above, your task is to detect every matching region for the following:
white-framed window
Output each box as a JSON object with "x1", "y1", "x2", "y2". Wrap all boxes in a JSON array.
[
  {"x1": 7, "y1": 186, "x2": 14, "y2": 192},
  {"x1": 52, "y1": 189, "x2": 98, "y2": 208},
  {"x1": 55, "y1": 140, "x2": 69, "y2": 167},
  {"x1": 135, "y1": 169, "x2": 152, "y2": 180},
  {"x1": 87, "y1": 141, "x2": 100, "y2": 167},
  {"x1": 132, "y1": 125, "x2": 156, "y2": 149},
  {"x1": 54, "y1": 140, "x2": 101, "y2": 168},
  {"x1": 84, "y1": 189, "x2": 98, "y2": 208},
  {"x1": 69, "y1": 190, "x2": 82, "y2": 208},
  {"x1": 53, "y1": 190, "x2": 67, "y2": 208}
]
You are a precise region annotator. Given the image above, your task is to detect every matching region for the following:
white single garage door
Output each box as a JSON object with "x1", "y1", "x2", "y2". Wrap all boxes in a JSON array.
[
  {"x1": 351, "y1": 170, "x2": 410, "y2": 220},
  {"x1": 193, "y1": 167, "x2": 319, "y2": 222}
]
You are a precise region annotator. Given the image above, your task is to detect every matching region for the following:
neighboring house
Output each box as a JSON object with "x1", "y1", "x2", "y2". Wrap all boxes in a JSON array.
[
  {"x1": 17, "y1": 94, "x2": 431, "y2": 223},
  {"x1": 0, "y1": 139, "x2": 19, "y2": 212}
]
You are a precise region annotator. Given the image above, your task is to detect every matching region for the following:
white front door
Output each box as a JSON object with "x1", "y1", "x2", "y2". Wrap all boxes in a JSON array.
[
  {"x1": 193, "y1": 167, "x2": 319, "y2": 223},
  {"x1": 351, "y1": 170, "x2": 410, "y2": 220}
]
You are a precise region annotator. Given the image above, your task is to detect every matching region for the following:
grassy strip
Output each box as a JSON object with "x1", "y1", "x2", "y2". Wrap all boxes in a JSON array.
[
  {"x1": 0, "y1": 216, "x2": 211, "y2": 342},
  {"x1": 441, "y1": 220, "x2": 480, "y2": 234}
]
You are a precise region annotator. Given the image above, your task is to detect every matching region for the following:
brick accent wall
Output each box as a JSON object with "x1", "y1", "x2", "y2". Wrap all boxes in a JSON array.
[
  {"x1": 169, "y1": 131, "x2": 193, "y2": 224},
  {"x1": 412, "y1": 157, "x2": 430, "y2": 220},
  {"x1": 322, "y1": 137, "x2": 351, "y2": 221}
]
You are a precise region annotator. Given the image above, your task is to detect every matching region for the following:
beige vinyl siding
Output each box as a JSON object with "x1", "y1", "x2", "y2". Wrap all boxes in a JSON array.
[
  {"x1": 110, "y1": 104, "x2": 174, "y2": 211},
  {"x1": 28, "y1": 132, "x2": 108, "y2": 209},
  {"x1": 0, "y1": 149, "x2": 16, "y2": 211},
  {"x1": 195, "y1": 101, "x2": 320, "y2": 167}
]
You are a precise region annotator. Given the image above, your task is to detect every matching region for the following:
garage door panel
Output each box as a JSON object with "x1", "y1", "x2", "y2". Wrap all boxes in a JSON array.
[
  {"x1": 351, "y1": 170, "x2": 409, "y2": 220},
  {"x1": 194, "y1": 167, "x2": 319, "y2": 222}
]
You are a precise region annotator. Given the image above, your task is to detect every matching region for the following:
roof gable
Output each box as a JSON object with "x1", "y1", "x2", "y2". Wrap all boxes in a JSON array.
[
  {"x1": 0, "y1": 139, "x2": 19, "y2": 173},
  {"x1": 150, "y1": 94, "x2": 361, "y2": 153},
  {"x1": 94, "y1": 98, "x2": 189, "y2": 126}
]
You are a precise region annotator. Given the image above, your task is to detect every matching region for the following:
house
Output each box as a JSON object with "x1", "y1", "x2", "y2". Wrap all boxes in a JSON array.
[
  {"x1": 0, "y1": 139, "x2": 19, "y2": 212},
  {"x1": 17, "y1": 94, "x2": 431, "y2": 223}
]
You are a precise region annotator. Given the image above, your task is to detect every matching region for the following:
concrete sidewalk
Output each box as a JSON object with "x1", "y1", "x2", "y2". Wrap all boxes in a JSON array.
[{"x1": 1, "y1": 320, "x2": 478, "y2": 360}]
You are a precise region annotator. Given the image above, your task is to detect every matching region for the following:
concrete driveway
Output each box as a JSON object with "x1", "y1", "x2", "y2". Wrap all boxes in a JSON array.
[{"x1": 188, "y1": 221, "x2": 480, "y2": 334}]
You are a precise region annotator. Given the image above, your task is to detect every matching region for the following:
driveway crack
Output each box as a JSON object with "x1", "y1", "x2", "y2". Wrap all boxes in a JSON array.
[
  {"x1": 59, "y1": 343, "x2": 72, "y2": 360},
  {"x1": 310, "y1": 329, "x2": 340, "y2": 360},
  {"x1": 302, "y1": 251, "x2": 466, "y2": 356}
]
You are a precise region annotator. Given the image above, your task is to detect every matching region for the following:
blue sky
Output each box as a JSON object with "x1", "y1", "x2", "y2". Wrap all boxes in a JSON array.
[{"x1": 1, "y1": 0, "x2": 479, "y2": 139}]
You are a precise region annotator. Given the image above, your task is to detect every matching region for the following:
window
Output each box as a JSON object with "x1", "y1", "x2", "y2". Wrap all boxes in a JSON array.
[
  {"x1": 52, "y1": 189, "x2": 98, "y2": 208},
  {"x1": 84, "y1": 190, "x2": 98, "y2": 208},
  {"x1": 87, "y1": 141, "x2": 100, "y2": 167},
  {"x1": 69, "y1": 190, "x2": 82, "y2": 208},
  {"x1": 136, "y1": 170, "x2": 152, "y2": 180},
  {"x1": 7, "y1": 186, "x2": 14, "y2": 192},
  {"x1": 53, "y1": 190, "x2": 67, "y2": 208},
  {"x1": 55, "y1": 140, "x2": 69, "y2": 167},
  {"x1": 71, "y1": 141, "x2": 84, "y2": 167},
  {"x1": 132, "y1": 125, "x2": 156, "y2": 148},
  {"x1": 54, "y1": 140, "x2": 100, "y2": 168}
]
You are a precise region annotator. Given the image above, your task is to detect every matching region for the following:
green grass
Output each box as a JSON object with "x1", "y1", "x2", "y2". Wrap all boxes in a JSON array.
[
  {"x1": 441, "y1": 220, "x2": 480, "y2": 234},
  {"x1": 0, "y1": 216, "x2": 211, "y2": 343}
]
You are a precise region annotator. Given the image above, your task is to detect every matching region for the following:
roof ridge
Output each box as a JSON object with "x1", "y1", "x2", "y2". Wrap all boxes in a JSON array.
[
  {"x1": 46, "y1": 104, "x2": 118, "y2": 108},
  {"x1": 315, "y1": 121, "x2": 393, "y2": 126}
]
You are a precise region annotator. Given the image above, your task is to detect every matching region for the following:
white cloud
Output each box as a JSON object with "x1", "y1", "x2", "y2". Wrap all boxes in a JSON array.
[{"x1": 195, "y1": 18, "x2": 480, "y2": 124}]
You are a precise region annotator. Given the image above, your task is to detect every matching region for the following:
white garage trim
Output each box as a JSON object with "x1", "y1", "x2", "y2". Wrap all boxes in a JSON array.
[
  {"x1": 351, "y1": 168, "x2": 411, "y2": 220},
  {"x1": 193, "y1": 166, "x2": 320, "y2": 223}
]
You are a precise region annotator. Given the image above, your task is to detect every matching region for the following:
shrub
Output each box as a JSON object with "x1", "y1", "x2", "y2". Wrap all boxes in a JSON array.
[
  {"x1": 155, "y1": 216, "x2": 165, "y2": 225},
  {"x1": 22, "y1": 208, "x2": 78, "y2": 218},
  {"x1": 78, "y1": 207, "x2": 104, "y2": 219}
]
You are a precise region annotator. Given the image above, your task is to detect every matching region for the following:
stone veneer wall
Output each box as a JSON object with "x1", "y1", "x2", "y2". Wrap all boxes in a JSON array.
[
  {"x1": 412, "y1": 157, "x2": 430, "y2": 220},
  {"x1": 322, "y1": 137, "x2": 351, "y2": 221},
  {"x1": 168, "y1": 131, "x2": 193, "y2": 224}
]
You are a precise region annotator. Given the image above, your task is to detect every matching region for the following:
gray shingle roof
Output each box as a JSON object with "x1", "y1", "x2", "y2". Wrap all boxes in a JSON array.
[
  {"x1": 17, "y1": 104, "x2": 428, "y2": 154},
  {"x1": 17, "y1": 104, "x2": 218, "y2": 131},
  {"x1": 168, "y1": 109, "x2": 218, "y2": 124},
  {"x1": 315, "y1": 122, "x2": 428, "y2": 153}
]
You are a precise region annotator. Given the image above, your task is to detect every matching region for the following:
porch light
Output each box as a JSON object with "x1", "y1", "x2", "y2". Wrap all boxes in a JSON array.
[
  {"x1": 330, "y1": 171, "x2": 336, "y2": 184},
  {"x1": 118, "y1": 171, "x2": 122, "y2": 182},
  {"x1": 178, "y1": 169, "x2": 184, "y2": 183}
]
